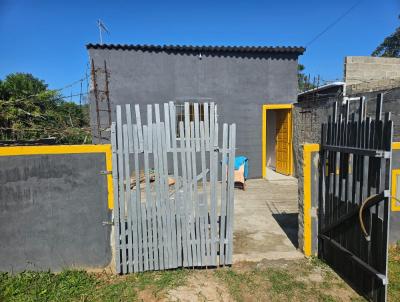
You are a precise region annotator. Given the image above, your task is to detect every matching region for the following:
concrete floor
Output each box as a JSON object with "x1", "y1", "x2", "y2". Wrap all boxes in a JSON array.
[{"x1": 233, "y1": 178, "x2": 304, "y2": 263}]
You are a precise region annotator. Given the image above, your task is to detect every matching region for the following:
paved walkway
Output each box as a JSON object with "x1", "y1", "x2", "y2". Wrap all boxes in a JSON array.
[{"x1": 233, "y1": 178, "x2": 304, "y2": 262}]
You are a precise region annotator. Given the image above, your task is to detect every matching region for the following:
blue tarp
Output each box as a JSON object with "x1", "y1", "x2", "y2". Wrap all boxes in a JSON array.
[{"x1": 234, "y1": 156, "x2": 249, "y2": 179}]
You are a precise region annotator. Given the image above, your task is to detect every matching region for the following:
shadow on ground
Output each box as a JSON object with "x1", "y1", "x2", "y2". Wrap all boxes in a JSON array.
[{"x1": 272, "y1": 213, "x2": 299, "y2": 249}]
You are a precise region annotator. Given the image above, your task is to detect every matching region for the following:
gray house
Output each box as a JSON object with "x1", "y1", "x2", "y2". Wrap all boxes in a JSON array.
[{"x1": 87, "y1": 44, "x2": 305, "y2": 178}]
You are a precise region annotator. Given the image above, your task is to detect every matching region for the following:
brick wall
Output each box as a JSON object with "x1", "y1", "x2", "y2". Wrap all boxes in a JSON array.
[{"x1": 344, "y1": 56, "x2": 400, "y2": 94}]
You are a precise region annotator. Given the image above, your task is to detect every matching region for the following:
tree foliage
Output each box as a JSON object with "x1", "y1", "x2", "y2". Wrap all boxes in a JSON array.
[
  {"x1": 372, "y1": 15, "x2": 400, "y2": 57},
  {"x1": 0, "y1": 73, "x2": 91, "y2": 144},
  {"x1": 298, "y1": 64, "x2": 317, "y2": 92}
]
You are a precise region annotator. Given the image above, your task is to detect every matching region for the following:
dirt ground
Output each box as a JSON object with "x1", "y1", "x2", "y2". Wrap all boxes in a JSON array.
[{"x1": 163, "y1": 258, "x2": 363, "y2": 302}]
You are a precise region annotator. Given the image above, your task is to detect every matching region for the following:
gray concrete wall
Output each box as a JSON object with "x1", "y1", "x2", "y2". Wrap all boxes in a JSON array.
[
  {"x1": 0, "y1": 153, "x2": 111, "y2": 272},
  {"x1": 88, "y1": 47, "x2": 300, "y2": 178}
]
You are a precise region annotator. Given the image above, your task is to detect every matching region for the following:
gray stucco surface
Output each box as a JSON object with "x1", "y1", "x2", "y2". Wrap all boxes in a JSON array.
[
  {"x1": 0, "y1": 153, "x2": 111, "y2": 272},
  {"x1": 88, "y1": 47, "x2": 301, "y2": 178}
]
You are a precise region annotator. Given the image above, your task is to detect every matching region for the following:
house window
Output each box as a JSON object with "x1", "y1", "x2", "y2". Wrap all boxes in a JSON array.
[{"x1": 175, "y1": 102, "x2": 209, "y2": 138}]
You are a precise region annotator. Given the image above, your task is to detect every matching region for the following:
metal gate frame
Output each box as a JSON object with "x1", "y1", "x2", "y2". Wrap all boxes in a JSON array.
[
  {"x1": 111, "y1": 102, "x2": 236, "y2": 274},
  {"x1": 318, "y1": 94, "x2": 393, "y2": 302}
]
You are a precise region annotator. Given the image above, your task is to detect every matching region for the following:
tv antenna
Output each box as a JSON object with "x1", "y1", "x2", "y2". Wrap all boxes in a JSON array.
[{"x1": 97, "y1": 19, "x2": 109, "y2": 44}]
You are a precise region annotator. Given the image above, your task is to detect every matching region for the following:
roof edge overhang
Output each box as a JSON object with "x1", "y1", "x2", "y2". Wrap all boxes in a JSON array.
[{"x1": 86, "y1": 43, "x2": 306, "y2": 55}]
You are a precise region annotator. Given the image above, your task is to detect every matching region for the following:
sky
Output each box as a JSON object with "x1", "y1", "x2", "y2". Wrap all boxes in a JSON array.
[{"x1": 0, "y1": 0, "x2": 398, "y2": 102}]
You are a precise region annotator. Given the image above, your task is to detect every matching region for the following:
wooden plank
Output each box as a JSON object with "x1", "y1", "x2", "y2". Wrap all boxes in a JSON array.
[
  {"x1": 152, "y1": 122, "x2": 164, "y2": 270},
  {"x1": 141, "y1": 202, "x2": 149, "y2": 271},
  {"x1": 133, "y1": 124, "x2": 143, "y2": 271},
  {"x1": 204, "y1": 103, "x2": 210, "y2": 151},
  {"x1": 199, "y1": 192, "x2": 207, "y2": 266},
  {"x1": 155, "y1": 104, "x2": 161, "y2": 123},
  {"x1": 226, "y1": 123, "x2": 236, "y2": 265},
  {"x1": 209, "y1": 102, "x2": 217, "y2": 266},
  {"x1": 194, "y1": 103, "x2": 200, "y2": 151},
  {"x1": 160, "y1": 121, "x2": 173, "y2": 268},
  {"x1": 184, "y1": 103, "x2": 197, "y2": 266},
  {"x1": 199, "y1": 121, "x2": 210, "y2": 266},
  {"x1": 143, "y1": 125, "x2": 154, "y2": 271},
  {"x1": 175, "y1": 190, "x2": 183, "y2": 267},
  {"x1": 169, "y1": 101, "x2": 182, "y2": 266},
  {"x1": 149, "y1": 122, "x2": 160, "y2": 271},
  {"x1": 125, "y1": 104, "x2": 134, "y2": 153},
  {"x1": 110, "y1": 123, "x2": 121, "y2": 274},
  {"x1": 116, "y1": 106, "x2": 127, "y2": 274},
  {"x1": 123, "y1": 124, "x2": 134, "y2": 273},
  {"x1": 191, "y1": 121, "x2": 201, "y2": 266},
  {"x1": 164, "y1": 103, "x2": 171, "y2": 151},
  {"x1": 147, "y1": 104, "x2": 153, "y2": 152},
  {"x1": 135, "y1": 104, "x2": 144, "y2": 152},
  {"x1": 179, "y1": 121, "x2": 191, "y2": 267},
  {"x1": 219, "y1": 123, "x2": 228, "y2": 265}
]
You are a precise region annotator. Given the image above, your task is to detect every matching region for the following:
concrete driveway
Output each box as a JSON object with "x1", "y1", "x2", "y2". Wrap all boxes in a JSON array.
[{"x1": 233, "y1": 178, "x2": 304, "y2": 262}]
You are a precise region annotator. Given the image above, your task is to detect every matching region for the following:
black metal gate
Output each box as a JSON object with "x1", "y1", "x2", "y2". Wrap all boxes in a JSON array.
[{"x1": 318, "y1": 94, "x2": 393, "y2": 302}]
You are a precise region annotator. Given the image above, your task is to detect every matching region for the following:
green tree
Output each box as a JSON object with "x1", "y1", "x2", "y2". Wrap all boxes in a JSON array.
[
  {"x1": 298, "y1": 64, "x2": 317, "y2": 92},
  {"x1": 372, "y1": 15, "x2": 400, "y2": 57},
  {"x1": 0, "y1": 73, "x2": 91, "y2": 144}
]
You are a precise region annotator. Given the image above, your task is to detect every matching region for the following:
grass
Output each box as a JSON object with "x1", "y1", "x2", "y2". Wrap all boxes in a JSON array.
[
  {"x1": 214, "y1": 259, "x2": 357, "y2": 302},
  {"x1": 388, "y1": 243, "x2": 400, "y2": 302},
  {"x1": 2, "y1": 247, "x2": 400, "y2": 302},
  {"x1": 0, "y1": 269, "x2": 189, "y2": 302}
]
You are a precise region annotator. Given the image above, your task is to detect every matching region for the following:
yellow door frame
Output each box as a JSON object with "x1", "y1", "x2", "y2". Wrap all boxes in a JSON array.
[{"x1": 262, "y1": 104, "x2": 294, "y2": 178}]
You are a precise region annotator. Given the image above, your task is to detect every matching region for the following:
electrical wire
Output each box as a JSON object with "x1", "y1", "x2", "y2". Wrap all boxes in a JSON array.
[
  {"x1": 306, "y1": 0, "x2": 364, "y2": 47},
  {"x1": 8, "y1": 75, "x2": 89, "y2": 103}
]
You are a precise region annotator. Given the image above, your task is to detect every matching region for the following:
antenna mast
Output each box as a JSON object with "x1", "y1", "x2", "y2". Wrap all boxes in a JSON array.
[{"x1": 97, "y1": 19, "x2": 109, "y2": 44}]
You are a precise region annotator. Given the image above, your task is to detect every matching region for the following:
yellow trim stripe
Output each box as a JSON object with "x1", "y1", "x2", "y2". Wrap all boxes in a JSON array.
[
  {"x1": 262, "y1": 106, "x2": 267, "y2": 178},
  {"x1": 391, "y1": 143, "x2": 400, "y2": 211},
  {"x1": 303, "y1": 143, "x2": 320, "y2": 257},
  {"x1": 0, "y1": 144, "x2": 114, "y2": 209},
  {"x1": 262, "y1": 103, "x2": 294, "y2": 178},
  {"x1": 392, "y1": 169, "x2": 400, "y2": 212}
]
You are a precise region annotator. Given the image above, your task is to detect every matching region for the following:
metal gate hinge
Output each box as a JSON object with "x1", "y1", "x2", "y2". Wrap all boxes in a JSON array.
[{"x1": 100, "y1": 170, "x2": 112, "y2": 175}]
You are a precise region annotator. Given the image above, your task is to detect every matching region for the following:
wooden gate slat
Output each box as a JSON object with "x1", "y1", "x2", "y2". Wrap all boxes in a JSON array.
[
  {"x1": 179, "y1": 121, "x2": 192, "y2": 266},
  {"x1": 219, "y1": 123, "x2": 228, "y2": 265},
  {"x1": 111, "y1": 123, "x2": 121, "y2": 274},
  {"x1": 116, "y1": 106, "x2": 127, "y2": 274},
  {"x1": 122, "y1": 124, "x2": 134, "y2": 273}
]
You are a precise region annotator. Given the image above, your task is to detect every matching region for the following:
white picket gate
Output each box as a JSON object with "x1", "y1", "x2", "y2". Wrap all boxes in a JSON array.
[{"x1": 111, "y1": 102, "x2": 236, "y2": 273}]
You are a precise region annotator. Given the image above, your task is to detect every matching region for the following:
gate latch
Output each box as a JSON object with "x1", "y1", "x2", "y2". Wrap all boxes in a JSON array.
[
  {"x1": 100, "y1": 170, "x2": 112, "y2": 175},
  {"x1": 102, "y1": 220, "x2": 114, "y2": 226}
]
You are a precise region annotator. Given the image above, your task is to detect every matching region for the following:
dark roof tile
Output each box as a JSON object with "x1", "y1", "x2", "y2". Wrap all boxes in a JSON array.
[{"x1": 86, "y1": 44, "x2": 305, "y2": 54}]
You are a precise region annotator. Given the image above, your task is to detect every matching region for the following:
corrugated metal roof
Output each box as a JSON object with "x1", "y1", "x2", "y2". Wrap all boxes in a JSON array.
[
  {"x1": 86, "y1": 44, "x2": 305, "y2": 54},
  {"x1": 298, "y1": 82, "x2": 345, "y2": 96}
]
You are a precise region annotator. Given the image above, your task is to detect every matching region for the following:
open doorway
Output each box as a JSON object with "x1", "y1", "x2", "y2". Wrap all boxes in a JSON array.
[{"x1": 262, "y1": 104, "x2": 293, "y2": 179}]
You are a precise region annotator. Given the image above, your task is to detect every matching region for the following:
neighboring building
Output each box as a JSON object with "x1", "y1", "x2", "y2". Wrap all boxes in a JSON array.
[
  {"x1": 344, "y1": 56, "x2": 400, "y2": 95},
  {"x1": 297, "y1": 81, "x2": 345, "y2": 103},
  {"x1": 87, "y1": 44, "x2": 305, "y2": 178}
]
